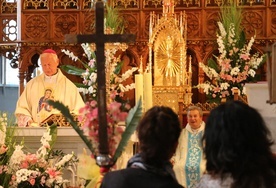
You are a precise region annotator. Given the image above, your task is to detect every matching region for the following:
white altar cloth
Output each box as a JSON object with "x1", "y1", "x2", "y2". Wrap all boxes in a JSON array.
[
  {"x1": 15, "y1": 127, "x2": 89, "y2": 155},
  {"x1": 14, "y1": 127, "x2": 136, "y2": 186},
  {"x1": 14, "y1": 127, "x2": 136, "y2": 169},
  {"x1": 245, "y1": 82, "x2": 276, "y2": 152}
]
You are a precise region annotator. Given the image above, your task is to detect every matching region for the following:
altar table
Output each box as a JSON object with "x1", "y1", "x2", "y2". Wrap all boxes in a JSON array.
[{"x1": 245, "y1": 82, "x2": 276, "y2": 152}]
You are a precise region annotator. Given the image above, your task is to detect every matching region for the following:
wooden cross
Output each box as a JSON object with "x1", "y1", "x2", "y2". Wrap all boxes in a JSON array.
[{"x1": 65, "y1": 1, "x2": 136, "y2": 164}]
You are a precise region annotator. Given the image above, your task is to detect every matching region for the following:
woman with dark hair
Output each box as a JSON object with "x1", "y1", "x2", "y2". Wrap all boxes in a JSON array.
[
  {"x1": 101, "y1": 106, "x2": 183, "y2": 188},
  {"x1": 197, "y1": 101, "x2": 276, "y2": 188}
]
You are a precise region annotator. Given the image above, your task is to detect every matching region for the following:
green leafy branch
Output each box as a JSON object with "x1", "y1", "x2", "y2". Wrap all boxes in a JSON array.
[
  {"x1": 47, "y1": 100, "x2": 95, "y2": 155},
  {"x1": 113, "y1": 98, "x2": 142, "y2": 162},
  {"x1": 47, "y1": 98, "x2": 142, "y2": 163}
]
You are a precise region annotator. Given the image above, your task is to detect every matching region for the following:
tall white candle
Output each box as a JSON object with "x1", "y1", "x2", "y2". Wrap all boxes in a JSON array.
[
  {"x1": 143, "y1": 72, "x2": 153, "y2": 112},
  {"x1": 149, "y1": 12, "x2": 152, "y2": 38},
  {"x1": 135, "y1": 74, "x2": 143, "y2": 107},
  {"x1": 135, "y1": 57, "x2": 144, "y2": 107}
]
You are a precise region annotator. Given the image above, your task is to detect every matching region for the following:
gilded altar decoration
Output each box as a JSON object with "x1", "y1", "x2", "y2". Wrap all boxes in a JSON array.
[{"x1": 149, "y1": 0, "x2": 192, "y2": 112}]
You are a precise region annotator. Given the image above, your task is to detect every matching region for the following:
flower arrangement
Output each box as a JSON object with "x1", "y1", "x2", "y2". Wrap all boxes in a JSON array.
[
  {"x1": 58, "y1": 40, "x2": 142, "y2": 160},
  {"x1": 196, "y1": 3, "x2": 265, "y2": 103},
  {"x1": 0, "y1": 117, "x2": 77, "y2": 188},
  {"x1": 78, "y1": 100, "x2": 128, "y2": 157},
  {"x1": 0, "y1": 111, "x2": 17, "y2": 187}
]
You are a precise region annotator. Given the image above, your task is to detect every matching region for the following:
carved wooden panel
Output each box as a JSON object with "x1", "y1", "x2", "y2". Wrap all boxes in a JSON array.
[
  {"x1": 121, "y1": 11, "x2": 139, "y2": 38},
  {"x1": 204, "y1": 10, "x2": 219, "y2": 38},
  {"x1": 270, "y1": 10, "x2": 276, "y2": 36},
  {"x1": 22, "y1": 14, "x2": 49, "y2": 39},
  {"x1": 186, "y1": 10, "x2": 202, "y2": 38},
  {"x1": 242, "y1": 10, "x2": 264, "y2": 37},
  {"x1": 83, "y1": 12, "x2": 95, "y2": 34},
  {"x1": 53, "y1": 13, "x2": 79, "y2": 38}
]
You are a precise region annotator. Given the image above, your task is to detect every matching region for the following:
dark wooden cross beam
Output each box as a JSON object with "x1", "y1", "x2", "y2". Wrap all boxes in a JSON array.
[{"x1": 65, "y1": 1, "x2": 136, "y2": 164}]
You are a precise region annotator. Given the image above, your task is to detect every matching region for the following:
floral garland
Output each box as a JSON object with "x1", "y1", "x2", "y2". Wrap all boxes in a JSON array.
[{"x1": 196, "y1": 8, "x2": 265, "y2": 103}]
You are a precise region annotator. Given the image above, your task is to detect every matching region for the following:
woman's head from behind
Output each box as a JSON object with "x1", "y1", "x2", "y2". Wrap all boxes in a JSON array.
[
  {"x1": 203, "y1": 101, "x2": 275, "y2": 185},
  {"x1": 137, "y1": 106, "x2": 181, "y2": 166}
]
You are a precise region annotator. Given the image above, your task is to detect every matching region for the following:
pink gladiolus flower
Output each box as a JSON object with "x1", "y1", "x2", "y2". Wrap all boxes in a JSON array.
[
  {"x1": 40, "y1": 175, "x2": 46, "y2": 184},
  {"x1": 29, "y1": 178, "x2": 36, "y2": 185},
  {"x1": 46, "y1": 167, "x2": 61, "y2": 178},
  {"x1": 109, "y1": 102, "x2": 121, "y2": 113},
  {"x1": 20, "y1": 161, "x2": 29, "y2": 169},
  {"x1": 213, "y1": 87, "x2": 220, "y2": 93},
  {"x1": 0, "y1": 145, "x2": 8, "y2": 154},
  {"x1": 26, "y1": 154, "x2": 38, "y2": 164},
  {"x1": 240, "y1": 54, "x2": 250, "y2": 60}
]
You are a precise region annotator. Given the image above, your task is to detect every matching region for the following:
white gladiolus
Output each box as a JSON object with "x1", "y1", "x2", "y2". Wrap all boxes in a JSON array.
[
  {"x1": 218, "y1": 22, "x2": 227, "y2": 37},
  {"x1": 199, "y1": 63, "x2": 219, "y2": 79},
  {"x1": 228, "y1": 23, "x2": 236, "y2": 46},
  {"x1": 81, "y1": 43, "x2": 93, "y2": 60},
  {"x1": 55, "y1": 153, "x2": 74, "y2": 168},
  {"x1": 220, "y1": 82, "x2": 230, "y2": 90},
  {"x1": 9, "y1": 145, "x2": 26, "y2": 171},
  {"x1": 119, "y1": 83, "x2": 136, "y2": 92},
  {"x1": 197, "y1": 83, "x2": 212, "y2": 95},
  {"x1": 242, "y1": 86, "x2": 246, "y2": 95},
  {"x1": 230, "y1": 67, "x2": 240, "y2": 76},
  {"x1": 247, "y1": 36, "x2": 255, "y2": 53},
  {"x1": 248, "y1": 69, "x2": 256, "y2": 77},
  {"x1": 118, "y1": 67, "x2": 138, "y2": 82},
  {"x1": 61, "y1": 49, "x2": 78, "y2": 61}
]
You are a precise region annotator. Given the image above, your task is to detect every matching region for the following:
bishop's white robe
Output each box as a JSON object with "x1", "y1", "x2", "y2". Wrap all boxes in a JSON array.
[
  {"x1": 15, "y1": 69, "x2": 85, "y2": 126},
  {"x1": 173, "y1": 123, "x2": 206, "y2": 188}
]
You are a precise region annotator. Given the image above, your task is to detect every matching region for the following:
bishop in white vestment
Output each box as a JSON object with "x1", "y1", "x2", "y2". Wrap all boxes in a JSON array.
[{"x1": 15, "y1": 49, "x2": 85, "y2": 127}]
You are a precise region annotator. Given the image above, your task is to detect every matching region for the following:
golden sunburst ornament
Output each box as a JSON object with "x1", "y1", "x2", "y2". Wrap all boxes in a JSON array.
[{"x1": 156, "y1": 35, "x2": 181, "y2": 77}]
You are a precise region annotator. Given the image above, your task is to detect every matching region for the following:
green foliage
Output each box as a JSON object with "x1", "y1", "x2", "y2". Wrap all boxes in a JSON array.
[
  {"x1": 207, "y1": 58, "x2": 219, "y2": 72},
  {"x1": 47, "y1": 100, "x2": 95, "y2": 155},
  {"x1": 113, "y1": 98, "x2": 142, "y2": 162},
  {"x1": 0, "y1": 132, "x2": 17, "y2": 187},
  {"x1": 48, "y1": 98, "x2": 143, "y2": 167},
  {"x1": 49, "y1": 124, "x2": 58, "y2": 149},
  {"x1": 113, "y1": 61, "x2": 123, "y2": 75},
  {"x1": 60, "y1": 65, "x2": 86, "y2": 76},
  {"x1": 105, "y1": 4, "x2": 124, "y2": 34},
  {"x1": 220, "y1": 1, "x2": 242, "y2": 37}
]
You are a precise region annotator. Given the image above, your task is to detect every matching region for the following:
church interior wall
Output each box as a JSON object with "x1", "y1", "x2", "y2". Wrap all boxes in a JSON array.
[{"x1": 0, "y1": 86, "x2": 18, "y2": 114}]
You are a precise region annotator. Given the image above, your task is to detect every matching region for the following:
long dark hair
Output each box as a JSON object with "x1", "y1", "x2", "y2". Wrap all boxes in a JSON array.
[
  {"x1": 137, "y1": 106, "x2": 181, "y2": 166},
  {"x1": 203, "y1": 101, "x2": 276, "y2": 188}
]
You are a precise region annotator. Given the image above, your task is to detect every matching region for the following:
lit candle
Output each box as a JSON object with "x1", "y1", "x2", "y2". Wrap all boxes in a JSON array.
[
  {"x1": 135, "y1": 57, "x2": 144, "y2": 107},
  {"x1": 189, "y1": 55, "x2": 192, "y2": 73},
  {"x1": 149, "y1": 12, "x2": 152, "y2": 38},
  {"x1": 143, "y1": 65, "x2": 153, "y2": 112}
]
